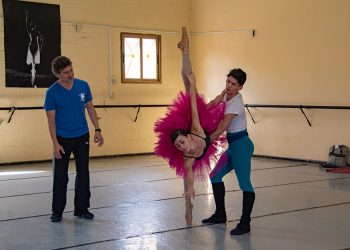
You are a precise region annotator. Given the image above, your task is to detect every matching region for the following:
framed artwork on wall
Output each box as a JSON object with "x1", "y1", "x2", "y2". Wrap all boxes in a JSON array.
[{"x1": 2, "y1": 0, "x2": 61, "y2": 88}]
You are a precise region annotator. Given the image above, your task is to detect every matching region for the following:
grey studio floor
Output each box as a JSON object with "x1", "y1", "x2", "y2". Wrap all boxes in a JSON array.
[{"x1": 0, "y1": 155, "x2": 350, "y2": 250}]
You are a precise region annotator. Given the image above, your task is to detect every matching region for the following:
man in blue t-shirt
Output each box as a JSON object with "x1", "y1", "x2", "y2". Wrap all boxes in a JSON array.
[{"x1": 44, "y1": 56, "x2": 104, "y2": 222}]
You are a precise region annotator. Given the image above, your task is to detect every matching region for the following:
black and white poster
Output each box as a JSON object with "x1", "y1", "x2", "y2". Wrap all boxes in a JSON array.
[{"x1": 3, "y1": 0, "x2": 61, "y2": 88}]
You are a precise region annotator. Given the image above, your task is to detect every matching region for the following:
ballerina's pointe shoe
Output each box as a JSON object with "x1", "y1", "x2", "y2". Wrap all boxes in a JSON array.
[
  {"x1": 177, "y1": 27, "x2": 189, "y2": 54},
  {"x1": 181, "y1": 27, "x2": 189, "y2": 43}
]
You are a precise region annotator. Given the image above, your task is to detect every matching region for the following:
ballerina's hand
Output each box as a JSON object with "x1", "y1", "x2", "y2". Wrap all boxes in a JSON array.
[
  {"x1": 185, "y1": 199, "x2": 193, "y2": 225},
  {"x1": 183, "y1": 186, "x2": 195, "y2": 199}
]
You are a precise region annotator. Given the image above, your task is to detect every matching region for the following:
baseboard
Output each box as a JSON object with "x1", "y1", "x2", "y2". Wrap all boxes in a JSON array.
[
  {"x1": 0, "y1": 152, "x2": 325, "y2": 167},
  {"x1": 0, "y1": 152, "x2": 154, "y2": 166},
  {"x1": 253, "y1": 154, "x2": 325, "y2": 164}
]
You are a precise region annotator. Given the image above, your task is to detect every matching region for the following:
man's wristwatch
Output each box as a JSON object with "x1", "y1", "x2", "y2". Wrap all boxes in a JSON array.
[{"x1": 95, "y1": 128, "x2": 102, "y2": 132}]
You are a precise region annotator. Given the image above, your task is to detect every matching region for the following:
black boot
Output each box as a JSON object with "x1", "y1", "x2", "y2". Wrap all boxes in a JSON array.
[
  {"x1": 202, "y1": 182, "x2": 227, "y2": 224},
  {"x1": 231, "y1": 191, "x2": 255, "y2": 235},
  {"x1": 50, "y1": 212, "x2": 62, "y2": 222},
  {"x1": 74, "y1": 208, "x2": 94, "y2": 220}
]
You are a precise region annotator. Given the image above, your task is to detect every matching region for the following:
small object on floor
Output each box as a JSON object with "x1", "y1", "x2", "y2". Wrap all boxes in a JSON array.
[
  {"x1": 320, "y1": 163, "x2": 333, "y2": 168},
  {"x1": 320, "y1": 163, "x2": 348, "y2": 168},
  {"x1": 74, "y1": 209, "x2": 94, "y2": 220},
  {"x1": 326, "y1": 166, "x2": 350, "y2": 174},
  {"x1": 322, "y1": 145, "x2": 350, "y2": 168},
  {"x1": 50, "y1": 212, "x2": 62, "y2": 222}
]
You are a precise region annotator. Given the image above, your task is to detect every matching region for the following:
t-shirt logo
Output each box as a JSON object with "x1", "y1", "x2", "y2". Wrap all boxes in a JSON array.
[{"x1": 79, "y1": 93, "x2": 85, "y2": 102}]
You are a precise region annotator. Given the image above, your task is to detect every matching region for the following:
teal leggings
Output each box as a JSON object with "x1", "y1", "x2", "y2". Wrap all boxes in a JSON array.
[{"x1": 210, "y1": 136, "x2": 254, "y2": 192}]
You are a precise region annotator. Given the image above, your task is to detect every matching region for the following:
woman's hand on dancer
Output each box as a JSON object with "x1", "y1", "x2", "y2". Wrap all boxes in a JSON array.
[
  {"x1": 216, "y1": 89, "x2": 226, "y2": 103},
  {"x1": 207, "y1": 88, "x2": 226, "y2": 108},
  {"x1": 221, "y1": 88, "x2": 226, "y2": 97}
]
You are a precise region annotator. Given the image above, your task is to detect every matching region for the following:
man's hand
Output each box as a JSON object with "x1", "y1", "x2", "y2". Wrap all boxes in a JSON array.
[
  {"x1": 53, "y1": 143, "x2": 65, "y2": 159},
  {"x1": 94, "y1": 131, "x2": 104, "y2": 147}
]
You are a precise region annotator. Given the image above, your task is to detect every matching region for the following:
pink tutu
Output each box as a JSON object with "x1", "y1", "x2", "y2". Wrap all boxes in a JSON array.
[{"x1": 154, "y1": 91, "x2": 225, "y2": 178}]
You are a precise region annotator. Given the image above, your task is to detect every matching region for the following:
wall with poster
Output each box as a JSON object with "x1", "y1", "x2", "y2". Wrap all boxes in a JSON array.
[{"x1": 3, "y1": 0, "x2": 60, "y2": 88}]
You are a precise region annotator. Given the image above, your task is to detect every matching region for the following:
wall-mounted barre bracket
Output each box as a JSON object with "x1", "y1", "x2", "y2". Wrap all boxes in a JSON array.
[
  {"x1": 134, "y1": 105, "x2": 141, "y2": 122},
  {"x1": 299, "y1": 107, "x2": 312, "y2": 127},
  {"x1": 8, "y1": 107, "x2": 16, "y2": 123},
  {"x1": 245, "y1": 107, "x2": 256, "y2": 124}
]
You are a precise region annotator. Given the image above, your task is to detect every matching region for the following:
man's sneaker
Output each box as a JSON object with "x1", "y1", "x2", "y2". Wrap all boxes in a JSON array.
[
  {"x1": 74, "y1": 209, "x2": 94, "y2": 220},
  {"x1": 50, "y1": 212, "x2": 62, "y2": 222}
]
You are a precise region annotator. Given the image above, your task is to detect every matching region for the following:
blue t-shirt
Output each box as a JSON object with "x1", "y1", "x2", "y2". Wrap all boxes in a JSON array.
[{"x1": 44, "y1": 78, "x2": 93, "y2": 138}]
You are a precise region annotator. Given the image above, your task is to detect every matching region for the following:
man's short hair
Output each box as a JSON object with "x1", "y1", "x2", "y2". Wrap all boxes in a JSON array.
[
  {"x1": 51, "y1": 56, "x2": 72, "y2": 75},
  {"x1": 227, "y1": 68, "x2": 246, "y2": 85}
]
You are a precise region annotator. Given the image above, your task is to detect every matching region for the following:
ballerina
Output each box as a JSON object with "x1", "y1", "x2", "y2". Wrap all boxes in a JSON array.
[{"x1": 154, "y1": 27, "x2": 225, "y2": 225}]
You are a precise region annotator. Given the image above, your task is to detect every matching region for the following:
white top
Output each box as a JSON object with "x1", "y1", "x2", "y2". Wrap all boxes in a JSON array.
[{"x1": 224, "y1": 92, "x2": 247, "y2": 133}]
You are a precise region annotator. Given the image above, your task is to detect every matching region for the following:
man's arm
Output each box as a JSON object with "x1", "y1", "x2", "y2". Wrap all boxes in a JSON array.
[
  {"x1": 46, "y1": 110, "x2": 65, "y2": 159},
  {"x1": 209, "y1": 113, "x2": 236, "y2": 142},
  {"x1": 86, "y1": 101, "x2": 104, "y2": 147},
  {"x1": 207, "y1": 89, "x2": 225, "y2": 108}
]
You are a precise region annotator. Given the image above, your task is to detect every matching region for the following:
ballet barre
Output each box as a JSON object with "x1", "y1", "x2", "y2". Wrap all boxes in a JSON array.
[
  {"x1": 245, "y1": 104, "x2": 350, "y2": 127},
  {"x1": 0, "y1": 104, "x2": 169, "y2": 123},
  {"x1": 1, "y1": 104, "x2": 349, "y2": 125}
]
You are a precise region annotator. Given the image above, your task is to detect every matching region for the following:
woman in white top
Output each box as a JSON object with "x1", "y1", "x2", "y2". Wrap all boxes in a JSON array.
[{"x1": 154, "y1": 27, "x2": 225, "y2": 225}]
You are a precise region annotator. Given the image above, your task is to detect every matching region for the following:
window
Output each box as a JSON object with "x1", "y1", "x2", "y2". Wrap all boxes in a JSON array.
[{"x1": 121, "y1": 33, "x2": 161, "y2": 83}]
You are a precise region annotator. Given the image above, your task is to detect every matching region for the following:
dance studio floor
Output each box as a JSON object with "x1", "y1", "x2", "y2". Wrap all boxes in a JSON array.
[{"x1": 0, "y1": 155, "x2": 350, "y2": 250}]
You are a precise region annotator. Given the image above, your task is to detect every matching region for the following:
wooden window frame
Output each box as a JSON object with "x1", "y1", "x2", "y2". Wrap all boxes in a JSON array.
[{"x1": 121, "y1": 33, "x2": 161, "y2": 83}]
